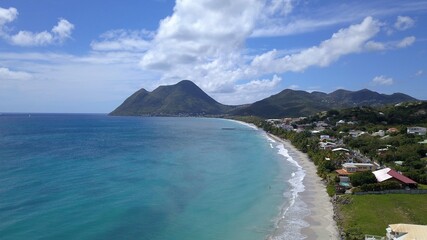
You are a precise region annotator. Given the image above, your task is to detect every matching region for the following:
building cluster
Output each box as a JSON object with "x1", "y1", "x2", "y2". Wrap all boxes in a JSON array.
[{"x1": 266, "y1": 118, "x2": 427, "y2": 192}]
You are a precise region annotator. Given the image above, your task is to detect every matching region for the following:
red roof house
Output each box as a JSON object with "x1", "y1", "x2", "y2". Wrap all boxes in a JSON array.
[{"x1": 372, "y1": 168, "x2": 417, "y2": 186}]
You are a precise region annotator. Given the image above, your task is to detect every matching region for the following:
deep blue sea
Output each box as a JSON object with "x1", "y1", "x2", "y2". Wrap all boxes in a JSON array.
[{"x1": 0, "y1": 114, "x2": 306, "y2": 240}]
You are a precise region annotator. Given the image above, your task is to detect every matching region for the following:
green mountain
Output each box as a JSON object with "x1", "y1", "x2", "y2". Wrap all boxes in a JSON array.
[
  {"x1": 110, "y1": 80, "x2": 233, "y2": 116},
  {"x1": 231, "y1": 88, "x2": 417, "y2": 118},
  {"x1": 110, "y1": 80, "x2": 418, "y2": 118}
]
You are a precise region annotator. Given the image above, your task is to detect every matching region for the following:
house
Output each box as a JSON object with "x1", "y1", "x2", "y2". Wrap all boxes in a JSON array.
[
  {"x1": 372, "y1": 168, "x2": 417, "y2": 187},
  {"x1": 407, "y1": 127, "x2": 427, "y2": 135},
  {"x1": 342, "y1": 162, "x2": 377, "y2": 173},
  {"x1": 316, "y1": 121, "x2": 329, "y2": 128},
  {"x1": 336, "y1": 162, "x2": 376, "y2": 176},
  {"x1": 372, "y1": 130, "x2": 385, "y2": 137},
  {"x1": 386, "y1": 223, "x2": 427, "y2": 240},
  {"x1": 319, "y1": 141, "x2": 337, "y2": 150},
  {"x1": 349, "y1": 130, "x2": 366, "y2": 138},
  {"x1": 418, "y1": 140, "x2": 427, "y2": 144},
  {"x1": 320, "y1": 135, "x2": 331, "y2": 140},
  {"x1": 332, "y1": 147, "x2": 350, "y2": 152},
  {"x1": 336, "y1": 120, "x2": 346, "y2": 126},
  {"x1": 387, "y1": 128, "x2": 399, "y2": 134},
  {"x1": 281, "y1": 124, "x2": 294, "y2": 131}
]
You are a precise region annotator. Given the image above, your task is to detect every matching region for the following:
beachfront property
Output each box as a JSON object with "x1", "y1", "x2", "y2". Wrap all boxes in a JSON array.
[
  {"x1": 407, "y1": 126, "x2": 427, "y2": 135},
  {"x1": 343, "y1": 162, "x2": 376, "y2": 173},
  {"x1": 386, "y1": 223, "x2": 427, "y2": 240},
  {"x1": 372, "y1": 168, "x2": 417, "y2": 187}
]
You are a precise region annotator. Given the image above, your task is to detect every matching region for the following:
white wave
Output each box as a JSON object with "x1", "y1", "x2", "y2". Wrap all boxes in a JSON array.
[
  {"x1": 265, "y1": 134, "x2": 277, "y2": 143},
  {"x1": 271, "y1": 144, "x2": 310, "y2": 240},
  {"x1": 224, "y1": 119, "x2": 259, "y2": 130},
  {"x1": 270, "y1": 143, "x2": 274, "y2": 149}
]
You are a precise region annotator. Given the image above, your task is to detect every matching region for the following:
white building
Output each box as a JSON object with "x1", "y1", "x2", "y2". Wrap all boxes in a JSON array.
[
  {"x1": 407, "y1": 127, "x2": 427, "y2": 135},
  {"x1": 386, "y1": 224, "x2": 427, "y2": 240}
]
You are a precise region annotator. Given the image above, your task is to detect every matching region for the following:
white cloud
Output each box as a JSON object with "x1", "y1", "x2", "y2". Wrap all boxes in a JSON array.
[
  {"x1": 267, "y1": 0, "x2": 295, "y2": 16},
  {"x1": 91, "y1": 29, "x2": 153, "y2": 52},
  {"x1": 287, "y1": 84, "x2": 299, "y2": 90},
  {"x1": 364, "y1": 41, "x2": 386, "y2": 51},
  {"x1": 394, "y1": 16, "x2": 415, "y2": 30},
  {"x1": 397, "y1": 36, "x2": 415, "y2": 48},
  {"x1": 371, "y1": 75, "x2": 394, "y2": 86},
  {"x1": 138, "y1": 0, "x2": 264, "y2": 95},
  {"x1": 415, "y1": 70, "x2": 423, "y2": 77},
  {"x1": 212, "y1": 74, "x2": 282, "y2": 104},
  {"x1": 140, "y1": 0, "x2": 261, "y2": 71},
  {"x1": 0, "y1": 7, "x2": 74, "y2": 46},
  {"x1": 235, "y1": 74, "x2": 281, "y2": 92},
  {"x1": 252, "y1": 2, "x2": 425, "y2": 38},
  {"x1": 250, "y1": 17, "x2": 381, "y2": 74},
  {"x1": 0, "y1": 7, "x2": 18, "y2": 26},
  {"x1": 52, "y1": 18, "x2": 74, "y2": 41},
  {"x1": 0, "y1": 67, "x2": 32, "y2": 80}
]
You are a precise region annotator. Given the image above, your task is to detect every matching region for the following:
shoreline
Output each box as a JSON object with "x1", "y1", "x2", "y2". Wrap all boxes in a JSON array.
[{"x1": 267, "y1": 133, "x2": 339, "y2": 240}]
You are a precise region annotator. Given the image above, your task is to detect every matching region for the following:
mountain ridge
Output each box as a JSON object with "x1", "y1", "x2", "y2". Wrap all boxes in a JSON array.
[{"x1": 110, "y1": 80, "x2": 418, "y2": 118}]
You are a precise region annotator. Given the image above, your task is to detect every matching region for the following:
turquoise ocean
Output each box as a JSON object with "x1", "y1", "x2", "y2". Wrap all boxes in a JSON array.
[{"x1": 0, "y1": 114, "x2": 308, "y2": 239}]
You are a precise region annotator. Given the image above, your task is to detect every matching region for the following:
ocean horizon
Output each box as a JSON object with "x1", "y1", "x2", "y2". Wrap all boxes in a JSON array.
[{"x1": 0, "y1": 114, "x2": 308, "y2": 239}]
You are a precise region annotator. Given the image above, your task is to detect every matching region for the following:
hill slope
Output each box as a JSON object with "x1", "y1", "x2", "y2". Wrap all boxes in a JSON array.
[
  {"x1": 231, "y1": 89, "x2": 417, "y2": 118},
  {"x1": 110, "y1": 80, "x2": 418, "y2": 117},
  {"x1": 110, "y1": 80, "x2": 233, "y2": 116}
]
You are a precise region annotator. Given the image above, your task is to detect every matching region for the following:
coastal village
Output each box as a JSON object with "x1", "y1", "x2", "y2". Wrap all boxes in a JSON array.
[{"x1": 242, "y1": 101, "x2": 427, "y2": 240}]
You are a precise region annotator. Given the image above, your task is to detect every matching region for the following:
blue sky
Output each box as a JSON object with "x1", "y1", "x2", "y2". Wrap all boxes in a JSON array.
[{"x1": 0, "y1": 0, "x2": 426, "y2": 113}]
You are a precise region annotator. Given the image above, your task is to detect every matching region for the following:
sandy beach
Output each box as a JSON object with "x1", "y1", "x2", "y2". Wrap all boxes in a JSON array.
[{"x1": 268, "y1": 133, "x2": 339, "y2": 240}]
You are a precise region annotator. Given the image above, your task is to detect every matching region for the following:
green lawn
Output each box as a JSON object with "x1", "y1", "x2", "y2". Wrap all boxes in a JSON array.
[{"x1": 338, "y1": 194, "x2": 427, "y2": 239}]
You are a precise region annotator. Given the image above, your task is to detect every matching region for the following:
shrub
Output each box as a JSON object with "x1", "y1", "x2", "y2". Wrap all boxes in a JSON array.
[
  {"x1": 349, "y1": 171, "x2": 377, "y2": 187},
  {"x1": 360, "y1": 181, "x2": 402, "y2": 192}
]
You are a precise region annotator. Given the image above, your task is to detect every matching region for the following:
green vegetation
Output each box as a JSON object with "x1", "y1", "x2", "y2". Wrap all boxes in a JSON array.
[
  {"x1": 110, "y1": 80, "x2": 235, "y2": 116},
  {"x1": 349, "y1": 171, "x2": 377, "y2": 187},
  {"x1": 232, "y1": 88, "x2": 416, "y2": 118},
  {"x1": 238, "y1": 101, "x2": 427, "y2": 239},
  {"x1": 338, "y1": 194, "x2": 427, "y2": 239}
]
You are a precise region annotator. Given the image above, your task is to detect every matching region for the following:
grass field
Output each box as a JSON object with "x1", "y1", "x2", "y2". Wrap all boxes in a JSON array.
[{"x1": 338, "y1": 194, "x2": 427, "y2": 239}]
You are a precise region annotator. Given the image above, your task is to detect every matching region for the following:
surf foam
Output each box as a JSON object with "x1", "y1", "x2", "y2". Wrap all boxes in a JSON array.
[{"x1": 270, "y1": 143, "x2": 310, "y2": 240}]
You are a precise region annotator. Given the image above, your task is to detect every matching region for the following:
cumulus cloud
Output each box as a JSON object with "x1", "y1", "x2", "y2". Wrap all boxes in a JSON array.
[
  {"x1": 235, "y1": 74, "x2": 282, "y2": 93},
  {"x1": 91, "y1": 29, "x2": 153, "y2": 52},
  {"x1": 0, "y1": 67, "x2": 32, "y2": 80},
  {"x1": 140, "y1": 0, "x2": 261, "y2": 71},
  {"x1": 394, "y1": 16, "x2": 415, "y2": 30},
  {"x1": 213, "y1": 74, "x2": 282, "y2": 104},
  {"x1": 0, "y1": 7, "x2": 74, "y2": 46},
  {"x1": 250, "y1": 17, "x2": 381, "y2": 74},
  {"x1": 371, "y1": 75, "x2": 394, "y2": 86},
  {"x1": 397, "y1": 36, "x2": 415, "y2": 48}
]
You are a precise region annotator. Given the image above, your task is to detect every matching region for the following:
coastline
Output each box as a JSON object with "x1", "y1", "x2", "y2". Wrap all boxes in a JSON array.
[
  {"x1": 224, "y1": 118, "x2": 339, "y2": 239},
  {"x1": 267, "y1": 133, "x2": 339, "y2": 240}
]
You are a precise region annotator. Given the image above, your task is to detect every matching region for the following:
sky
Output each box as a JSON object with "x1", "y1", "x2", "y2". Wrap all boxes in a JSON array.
[{"x1": 0, "y1": 0, "x2": 427, "y2": 113}]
